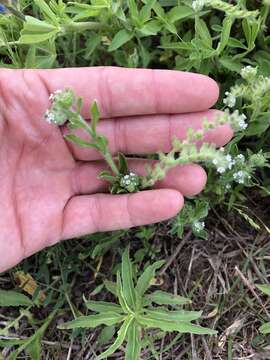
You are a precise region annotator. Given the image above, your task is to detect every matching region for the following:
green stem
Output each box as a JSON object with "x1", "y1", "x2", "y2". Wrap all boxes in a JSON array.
[
  {"x1": 103, "y1": 151, "x2": 120, "y2": 176},
  {"x1": 76, "y1": 115, "x2": 120, "y2": 176},
  {"x1": 63, "y1": 21, "x2": 101, "y2": 33}
]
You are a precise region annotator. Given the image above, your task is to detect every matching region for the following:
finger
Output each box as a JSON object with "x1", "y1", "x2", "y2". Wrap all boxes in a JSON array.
[
  {"x1": 61, "y1": 189, "x2": 184, "y2": 240},
  {"x1": 71, "y1": 161, "x2": 207, "y2": 197},
  {"x1": 64, "y1": 109, "x2": 233, "y2": 161},
  {"x1": 37, "y1": 67, "x2": 219, "y2": 118}
]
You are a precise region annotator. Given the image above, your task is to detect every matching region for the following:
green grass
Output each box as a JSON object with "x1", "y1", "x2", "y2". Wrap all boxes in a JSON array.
[{"x1": 0, "y1": 0, "x2": 270, "y2": 359}]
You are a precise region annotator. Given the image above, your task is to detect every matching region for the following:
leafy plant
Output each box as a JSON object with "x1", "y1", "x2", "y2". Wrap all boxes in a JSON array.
[
  {"x1": 59, "y1": 248, "x2": 216, "y2": 359},
  {"x1": 256, "y1": 284, "x2": 270, "y2": 334},
  {"x1": 45, "y1": 81, "x2": 269, "y2": 196}
]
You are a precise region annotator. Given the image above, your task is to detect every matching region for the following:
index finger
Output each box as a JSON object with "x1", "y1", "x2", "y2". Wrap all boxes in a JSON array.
[{"x1": 38, "y1": 67, "x2": 219, "y2": 118}]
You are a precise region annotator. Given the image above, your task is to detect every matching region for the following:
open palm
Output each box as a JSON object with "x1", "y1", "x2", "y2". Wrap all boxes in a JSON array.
[{"x1": 0, "y1": 67, "x2": 232, "y2": 272}]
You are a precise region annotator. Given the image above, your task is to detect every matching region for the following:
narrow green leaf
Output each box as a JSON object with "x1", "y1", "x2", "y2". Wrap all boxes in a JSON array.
[
  {"x1": 216, "y1": 17, "x2": 233, "y2": 54},
  {"x1": 139, "y1": 20, "x2": 162, "y2": 36},
  {"x1": 19, "y1": 16, "x2": 59, "y2": 44},
  {"x1": 121, "y1": 248, "x2": 137, "y2": 310},
  {"x1": 65, "y1": 134, "x2": 98, "y2": 149},
  {"x1": 90, "y1": 100, "x2": 100, "y2": 133},
  {"x1": 145, "y1": 291, "x2": 191, "y2": 306},
  {"x1": 83, "y1": 298, "x2": 123, "y2": 313},
  {"x1": 137, "y1": 316, "x2": 217, "y2": 335},
  {"x1": 118, "y1": 153, "x2": 128, "y2": 174},
  {"x1": 135, "y1": 260, "x2": 165, "y2": 296},
  {"x1": 259, "y1": 322, "x2": 270, "y2": 334},
  {"x1": 125, "y1": 319, "x2": 141, "y2": 360},
  {"x1": 7, "y1": 311, "x2": 56, "y2": 360},
  {"x1": 145, "y1": 308, "x2": 203, "y2": 322},
  {"x1": 58, "y1": 312, "x2": 125, "y2": 329},
  {"x1": 104, "y1": 280, "x2": 118, "y2": 298},
  {"x1": 108, "y1": 29, "x2": 133, "y2": 52},
  {"x1": 96, "y1": 316, "x2": 133, "y2": 360},
  {"x1": 140, "y1": 0, "x2": 156, "y2": 23},
  {"x1": 167, "y1": 5, "x2": 193, "y2": 23},
  {"x1": 128, "y1": 0, "x2": 139, "y2": 20},
  {"x1": 245, "y1": 115, "x2": 270, "y2": 136},
  {"x1": 34, "y1": 0, "x2": 57, "y2": 24},
  {"x1": 195, "y1": 16, "x2": 212, "y2": 48},
  {"x1": 0, "y1": 290, "x2": 33, "y2": 307},
  {"x1": 99, "y1": 171, "x2": 116, "y2": 182},
  {"x1": 97, "y1": 325, "x2": 116, "y2": 346},
  {"x1": 116, "y1": 271, "x2": 130, "y2": 314},
  {"x1": 256, "y1": 284, "x2": 270, "y2": 297}
]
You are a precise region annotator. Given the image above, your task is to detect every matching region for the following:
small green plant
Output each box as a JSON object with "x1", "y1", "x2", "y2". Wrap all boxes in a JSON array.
[
  {"x1": 256, "y1": 284, "x2": 270, "y2": 334},
  {"x1": 59, "y1": 248, "x2": 216, "y2": 359}
]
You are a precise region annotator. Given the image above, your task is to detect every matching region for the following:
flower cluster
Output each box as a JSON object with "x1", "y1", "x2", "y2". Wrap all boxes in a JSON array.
[
  {"x1": 212, "y1": 152, "x2": 235, "y2": 174},
  {"x1": 240, "y1": 66, "x2": 258, "y2": 81},
  {"x1": 191, "y1": 0, "x2": 259, "y2": 18},
  {"x1": 192, "y1": 0, "x2": 205, "y2": 11},
  {"x1": 224, "y1": 66, "x2": 270, "y2": 110},
  {"x1": 230, "y1": 110, "x2": 248, "y2": 131},
  {"x1": 233, "y1": 171, "x2": 251, "y2": 184},
  {"x1": 223, "y1": 91, "x2": 236, "y2": 108},
  {"x1": 119, "y1": 173, "x2": 141, "y2": 193},
  {"x1": 45, "y1": 89, "x2": 74, "y2": 126},
  {"x1": 193, "y1": 221, "x2": 205, "y2": 232}
]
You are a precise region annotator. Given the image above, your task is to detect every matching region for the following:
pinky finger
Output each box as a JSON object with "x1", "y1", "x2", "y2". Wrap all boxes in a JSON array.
[{"x1": 61, "y1": 189, "x2": 184, "y2": 240}]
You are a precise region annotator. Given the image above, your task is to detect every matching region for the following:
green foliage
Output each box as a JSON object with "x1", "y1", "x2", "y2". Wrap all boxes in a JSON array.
[
  {"x1": 0, "y1": 290, "x2": 33, "y2": 307},
  {"x1": 256, "y1": 285, "x2": 270, "y2": 334},
  {"x1": 59, "y1": 248, "x2": 216, "y2": 359}
]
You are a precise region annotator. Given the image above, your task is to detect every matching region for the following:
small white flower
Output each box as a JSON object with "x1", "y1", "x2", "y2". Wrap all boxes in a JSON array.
[
  {"x1": 212, "y1": 159, "x2": 218, "y2": 166},
  {"x1": 192, "y1": 0, "x2": 205, "y2": 11},
  {"x1": 225, "y1": 184, "x2": 231, "y2": 190},
  {"x1": 45, "y1": 110, "x2": 55, "y2": 124},
  {"x1": 193, "y1": 221, "x2": 205, "y2": 232},
  {"x1": 217, "y1": 167, "x2": 226, "y2": 174},
  {"x1": 223, "y1": 91, "x2": 236, "y2": 108},
  {"x1": 233, "y1": 170, "x2": 250, "y2": 184},
  {"x1": 49, "y1": 89, "x2": 63, "y2": 102},
  {"x1": 230, "y1": 110, "x2": 248, "y2": 131},
  {"x1": 236, "y1": 154, "x2": 245, "y2": 162},
  {"x1": 240, "y1": 66, "x2": 257, "y2": 80}
]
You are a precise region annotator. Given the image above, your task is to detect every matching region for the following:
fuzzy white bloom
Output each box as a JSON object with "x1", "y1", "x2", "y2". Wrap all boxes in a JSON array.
[
  {"x1": 217, "y1": 167, "x2": 226, "y2": 174},
  {"x1": 49, "y1": 89, "x2": 63, "y2": 102},
  {"x1": 230, "y1": 110, "x2": 248, "y2": 131},
  {"x1": 193, "y1": 221, "x2": 205, "y2": 232},
  {"x1": 225, "y1": 184, "x2": 231, "y2": 190},
  {"x1": 236, "y1": 154, "x2": 245, "y2": 162},
  {"x1": 120, "y1": 172, "x2": 140, "y2": 192},
  {"x1": 225, "y1": 154, "x2": 235, "y2": 170},
  {"x1": 233, "y1": 170, "x2": 251, "y2": 184},
  {"x1": 240, "y1": 66, "x2": 257, "y2": 80},
  {"x1": 45, "y1": 110, "x2": 56, "y2": 124},
  {"x1": 223, "y1": 91, "x2": 236, "y2": 108},
  {"x1": 192, "y1": 0, "x2": 205, "y2": 11},
  {"x1": 212, "y1": 151, "x2": 235, "y2": 174}
]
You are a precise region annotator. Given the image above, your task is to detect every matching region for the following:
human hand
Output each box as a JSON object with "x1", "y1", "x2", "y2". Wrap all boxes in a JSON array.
[{"x1": 0, "y1": 67, "x2": 232, "y2": 273}]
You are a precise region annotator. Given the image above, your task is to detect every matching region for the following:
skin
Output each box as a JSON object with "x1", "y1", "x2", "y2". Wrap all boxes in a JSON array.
[{"x1": 0, "y1": 67, "x2": 233, "y2": 273}]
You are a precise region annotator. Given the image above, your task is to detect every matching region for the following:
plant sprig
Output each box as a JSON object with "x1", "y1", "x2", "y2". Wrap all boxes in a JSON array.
[
  {"x1": 58, "y1": 248, "x2": 216, "y2": 360},
  {"x1": 45, "y1": 77, "x2": 268, "y2": 195}
]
